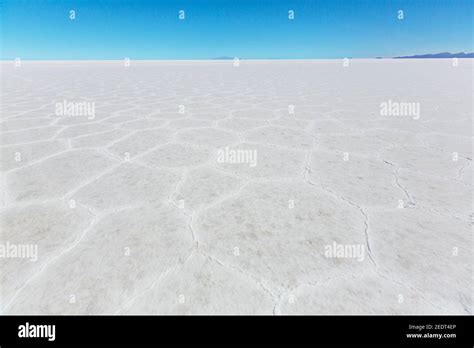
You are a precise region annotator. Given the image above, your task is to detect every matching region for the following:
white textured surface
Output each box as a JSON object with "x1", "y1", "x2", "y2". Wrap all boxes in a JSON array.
[{"x1": 0, "y1": 60, "x2": 472, "y2": 314}]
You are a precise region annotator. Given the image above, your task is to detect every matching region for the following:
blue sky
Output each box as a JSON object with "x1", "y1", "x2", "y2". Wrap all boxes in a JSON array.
[{"x1": 1, "y1": 0, "x2": 473, "y2": 60}]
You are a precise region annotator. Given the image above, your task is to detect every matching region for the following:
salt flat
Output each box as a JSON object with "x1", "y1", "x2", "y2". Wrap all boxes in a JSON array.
[{"x1": 0, "y1": 59, "x2": 472, "y2": 314}]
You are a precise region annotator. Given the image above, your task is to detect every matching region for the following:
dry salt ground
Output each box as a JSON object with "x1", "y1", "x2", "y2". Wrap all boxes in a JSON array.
[{"x1": 0, "y1": 59, "x2": 472, "y2": 314}]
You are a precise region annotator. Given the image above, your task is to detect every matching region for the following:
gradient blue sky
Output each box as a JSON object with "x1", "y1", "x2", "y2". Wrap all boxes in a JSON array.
[{"x1": 1, "y1": 0, "x2": 473, "y2": 60}]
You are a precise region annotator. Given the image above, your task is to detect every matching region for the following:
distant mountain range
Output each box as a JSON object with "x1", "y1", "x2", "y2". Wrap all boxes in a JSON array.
[
  {"x1": 394, "y1": 52, "x2": 474, "y2": 59},
  {"x1": 212, "y1": 52, "x2": 474, "y2": 60}
]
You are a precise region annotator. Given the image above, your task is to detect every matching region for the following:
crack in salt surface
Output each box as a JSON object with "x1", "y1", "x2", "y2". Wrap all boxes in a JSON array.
[
  {"x1": 374, "y1": 269, "x2": 446, "y2": 312},
  {"x1": 115, "y1": 249, "x2": 196, "y2": 314},
  {"x1": 2, "y1": 202, "x2": 99, "y2": 313},
  {"x1": 201, "y1": 250, "x2": 279, "y2": 314},
  {"x1": 393, "y1": 167, "x2": 416, "y2": 207},
  {"x1": 306, "y1": 179, "x2": 378, "y2": 268}
]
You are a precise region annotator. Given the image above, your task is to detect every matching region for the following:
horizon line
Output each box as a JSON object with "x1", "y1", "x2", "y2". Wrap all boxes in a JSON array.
[
  {"x1": 3, "y1": 57, "x2": 474, "y2": 62},
  {"x1": 3, "y1": 52, "x2": 473, "y2": 62}
]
